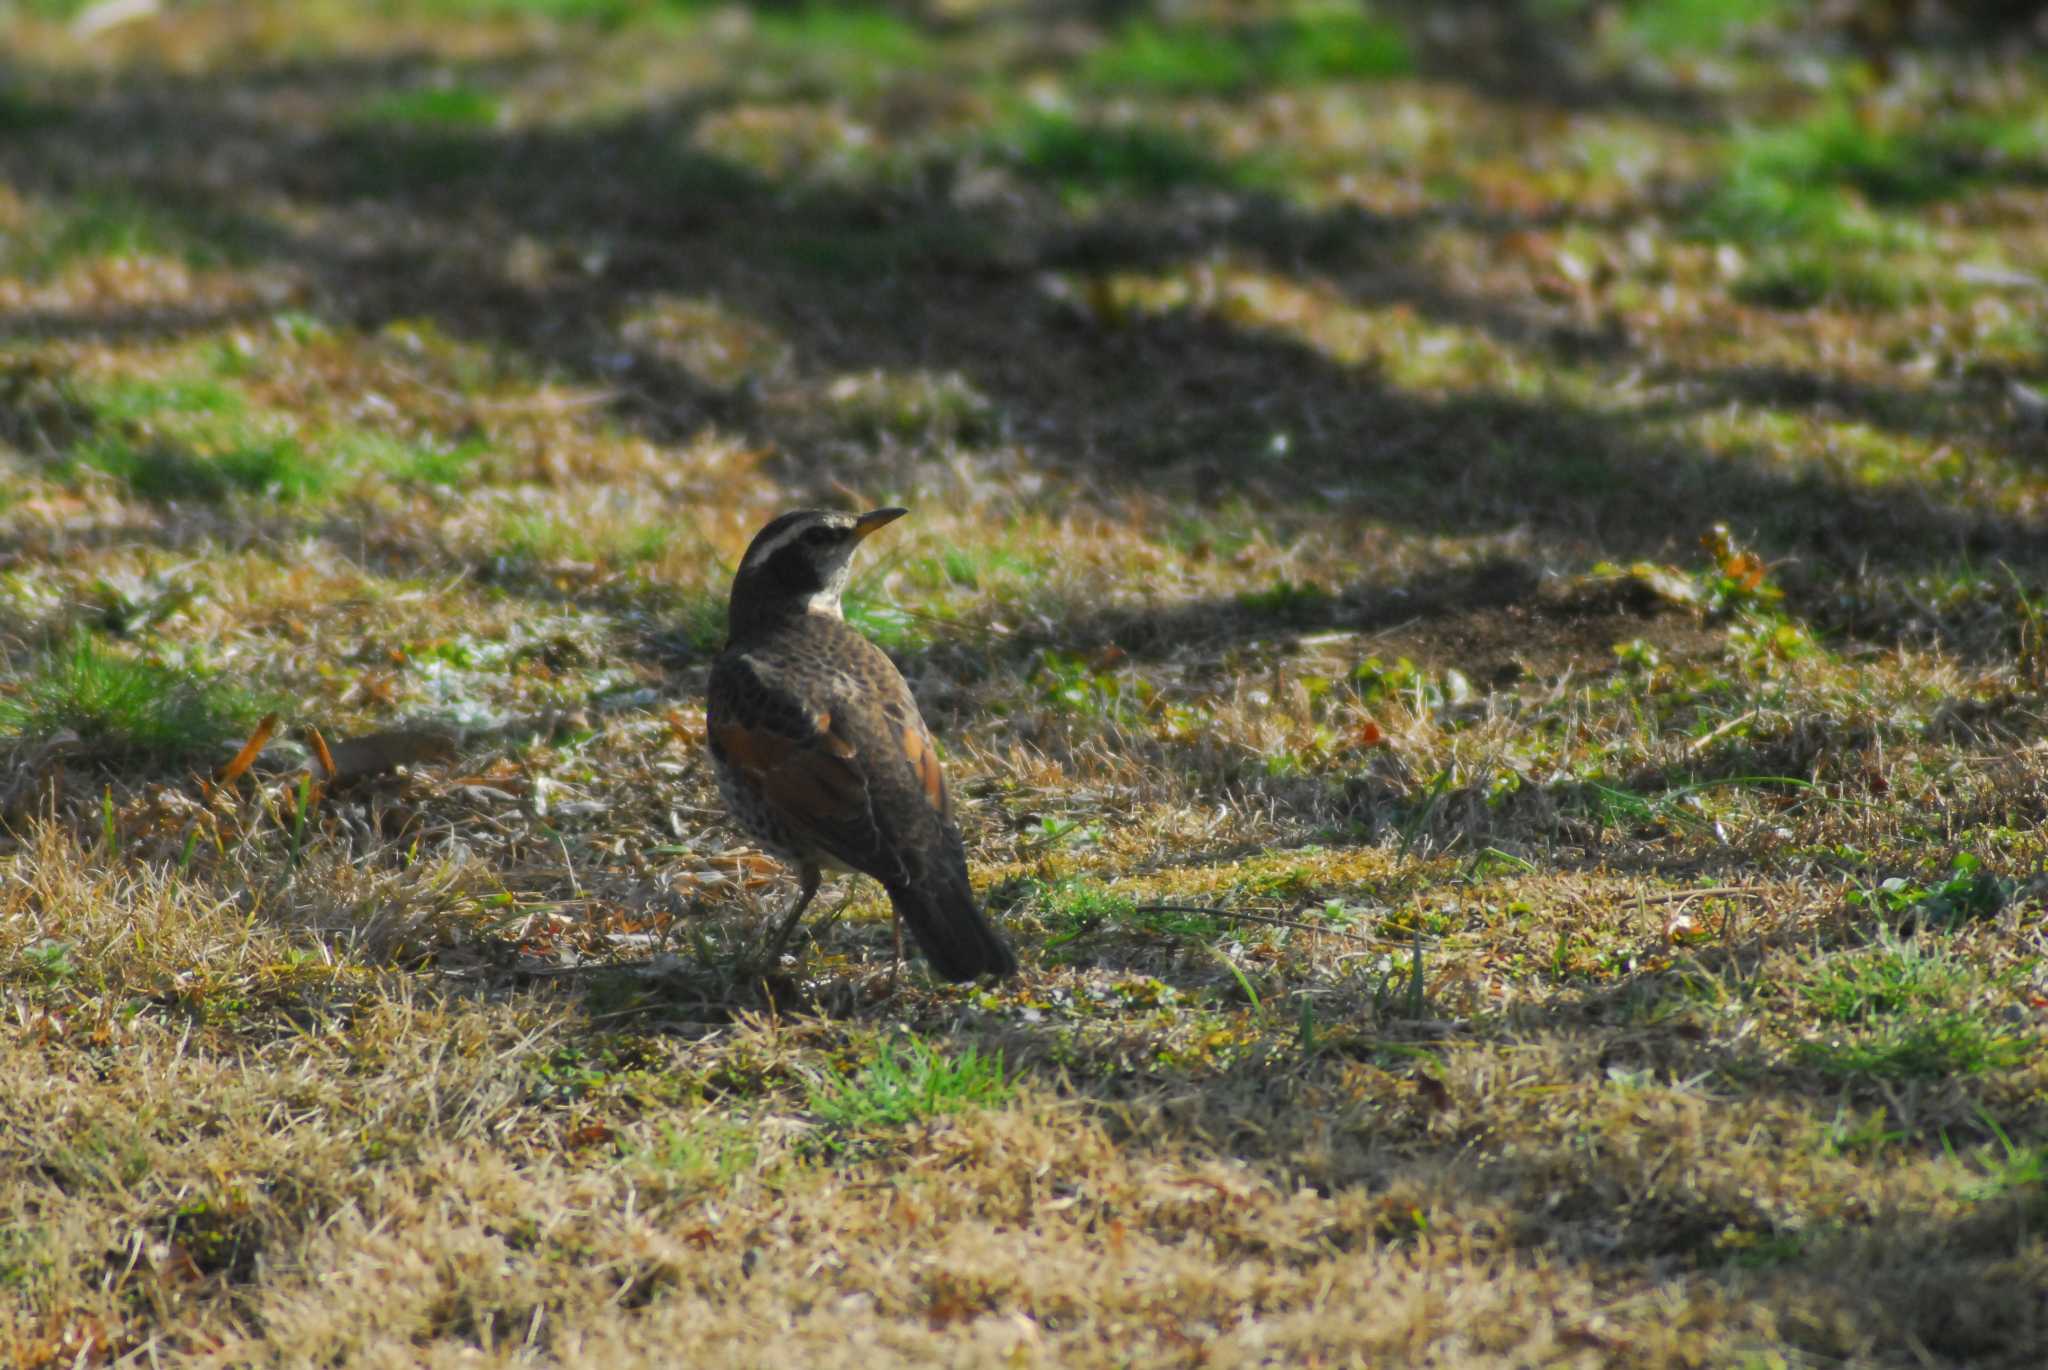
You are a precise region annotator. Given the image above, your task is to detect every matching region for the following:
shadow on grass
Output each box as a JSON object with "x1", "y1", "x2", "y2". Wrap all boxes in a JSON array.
[
  {"x1": 0, "y1": 49, "x2": 2040, "y2": 601},
  {"x1": 491, "y1": 886, "x2": 2047, "y2": 1366},
  {"x1": 4, "y1": 23, "x2": 2042, "y2": 1359}
]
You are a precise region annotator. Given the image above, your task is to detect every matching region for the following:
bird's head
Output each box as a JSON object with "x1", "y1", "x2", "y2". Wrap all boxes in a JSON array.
[{"x1": 727, "y1": 507, "x2": 906, "y2": 633}]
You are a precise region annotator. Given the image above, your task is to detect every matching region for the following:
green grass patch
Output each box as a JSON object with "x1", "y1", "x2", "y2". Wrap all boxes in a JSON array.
[
  {"x1": 12, "y1": 0, "x2": 98, "y2": 19},
  {"x1": 1238, "y1": 578, "x2": 1337, "y2": 624},
  {"x1": 1697, "y1": 165, "x2": 1896, "y2": 253},
  {"x1": 905, "y1": 543, "x2": 1044, "y2": 593},
  {"x1": 1135, "y1": 903, "x2": 1229, "y2": 941},
  {"x1": 1796, "y1": 1012, "x2": 2029, "y2": 1080},
  {"x1": 328, "y1": 429, "x2": 493, "y2": 488},
  {"x1": 53, "y1": 372, "x2": 490, "y2": 499},
  {"x1": 0, "y1": 633, "x2": 263, "y2": 766},
  {"x1": 73, "y1": 430, "x2": 326, "y2": 502},
  {"x1": 1732, "y1": 248, "x2": 1918, "y2": 311},
  {"x1": 490, "y1": 511, "x2": 673, "y2": 569},
  {"x1": 87, "y1": 376, "x2": 246, "y2": 424},
  {"x1": 1618, "y1": 0, "x2": 1788, "y2": 56},
  {"x1": 667, "y1": 587, "x2": 729, "y2": 654},
  {"x1": 20, "y1": 939, "x2": 79, "y2": 987},
  {"x1": 1031, "y1": 650, "x2": 1154, "y2": 722},
  {"x1": 1739, "y1": 105, "x2": 1973, "y2": 209},
  {"x1": 350, "y1": 84, "x2": 504, "y2": 131},
  {"x1": 1085, "y1": 7, "x2": 1412, "y2": 94},
  {"x1": 1961, "y1": 1119, "x2": 2048, "y2": 1209},
  {"x1": 807, "y1": 1036, "x2": 1011, "y2": 1132},
  {"x1": 751, "y1": 4, "x2": 935, "y2": 87},
  {"x1": 1037, "y1": 877, "x2": 1139, "y2": 944},
  {"x1": 1698, "y1": 101, "x2": 2016, "y2": 281},
  {"x1": 1845, "y1": 855, "x2": 2014, "y2": 929},
  {"x1": 994, "y1": 110, "x2": 1247, "y2": 199},
  {"x1": 1952, "y1": 107, "x2": 2048, "y2": 163},
  {"x1": 60, "y1": 376, "x2": 338, "y2": 503},
  {"x1": 757, "y1": 5, "x2": 931, "y2": 62},
  {"x1": 1693, "y1": 106, "x2": 1977, "y2": 284},
  {"x1": 841, "y1": 596, "x2": 929, "y2": 652},
  {"x1": 1800, "y1": 936, "x2": 1973, "y2": 1023},
  {"x1": 0, "y1": 194, "x2": 240, "y2": 278},
  {"x1": 643, "y1": 1117, "x2": 761, "y2": 1188},
  {"x1": 524, "y1": 1037, "x2": 679, "y2": 1107}
]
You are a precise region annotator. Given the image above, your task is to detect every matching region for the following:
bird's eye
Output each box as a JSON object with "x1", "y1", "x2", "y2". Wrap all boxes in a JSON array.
[{"x1": 804, "y1": 528, "x2": 833, "y2": 545}]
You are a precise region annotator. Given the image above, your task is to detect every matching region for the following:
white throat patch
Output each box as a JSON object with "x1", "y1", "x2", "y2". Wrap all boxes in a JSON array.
[{"x1": 804, "y1": 553, "x2": 857, "y2": 617}]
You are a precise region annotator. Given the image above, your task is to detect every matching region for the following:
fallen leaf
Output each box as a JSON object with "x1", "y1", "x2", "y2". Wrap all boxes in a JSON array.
[
  {"x1": 306, "y1": 724, "x2": 338, "y2": 780},
  {"x1": 214, "y1": 713, "x2": 279, "y2": 788}
]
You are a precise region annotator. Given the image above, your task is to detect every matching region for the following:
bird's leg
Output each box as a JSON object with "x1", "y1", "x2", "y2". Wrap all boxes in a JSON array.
[
  {"x1": 765, "y1": 864, "x2": 821, "y2": 962},
  {"x1": 889, "y1": 906, "x2": 904, "y2": 990}
]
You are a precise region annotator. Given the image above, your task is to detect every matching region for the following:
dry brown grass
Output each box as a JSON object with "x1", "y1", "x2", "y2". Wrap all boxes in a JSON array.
[{"x1": 3, "y1": 1, "x2": 2048, "y2": 1365}]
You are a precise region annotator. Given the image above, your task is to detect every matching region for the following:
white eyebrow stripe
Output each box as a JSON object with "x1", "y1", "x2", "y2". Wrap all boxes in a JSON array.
[{"x1": 741, "y1": 522, "x2": 813, "y2": 570}]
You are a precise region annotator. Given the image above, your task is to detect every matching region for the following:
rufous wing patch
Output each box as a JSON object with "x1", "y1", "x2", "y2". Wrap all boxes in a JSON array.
[
  {"x1": 714, "y1": 718, "x2": 867, "y2": 828},
  {"x1": 818, "y1": 711, "x2": 858, "y2": 761},
  {"x1": 712, "y1": 719, "x2": 783, "y2": 776},
  {"x1": 902, "y1": 724, "x2": 946, "y2": 815},
  {"x1": 760, "y1": 750, "x2": 866, "y2": 828}
]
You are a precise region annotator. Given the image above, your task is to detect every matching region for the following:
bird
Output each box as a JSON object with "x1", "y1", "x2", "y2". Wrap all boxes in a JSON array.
[{"x1": 705, "y1": 507, "x2": 1018, "y2": 982}]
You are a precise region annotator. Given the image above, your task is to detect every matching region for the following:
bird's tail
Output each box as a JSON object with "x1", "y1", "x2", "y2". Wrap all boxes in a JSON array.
[{"x1": 885, "y1": 872, "x2": 1018, "y2": 982}]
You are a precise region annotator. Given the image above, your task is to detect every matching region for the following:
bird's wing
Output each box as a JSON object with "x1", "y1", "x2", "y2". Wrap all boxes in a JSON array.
[
  {"x1": 708, "y1": 653, "x2": 901, "y2": 877},
  {"x1": 868, "y1": 670, "x2": 954, "y2": 826}
]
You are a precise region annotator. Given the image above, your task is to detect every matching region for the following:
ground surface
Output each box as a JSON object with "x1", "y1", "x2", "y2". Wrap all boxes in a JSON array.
[{"x1": 3, "y1": 1, "x2": 2048, "y2": 1365}]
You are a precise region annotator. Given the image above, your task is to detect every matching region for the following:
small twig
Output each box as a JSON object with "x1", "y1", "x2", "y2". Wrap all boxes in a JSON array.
[
  {"x1": 1131, "y1": 903, "x2": 1378, "y2": 944},
  {"x1": 1688, "y1": 709, "x2": 1759, "y2": 753}
]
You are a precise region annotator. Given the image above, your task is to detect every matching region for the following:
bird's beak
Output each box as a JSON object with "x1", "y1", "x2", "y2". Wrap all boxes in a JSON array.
[{"x1": 852, "y1": 507, "x2": 909, "y2": 540}]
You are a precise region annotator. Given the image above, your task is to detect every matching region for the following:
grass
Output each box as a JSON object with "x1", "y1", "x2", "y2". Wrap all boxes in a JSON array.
[
  {"x1": 1619, "y1": 0, "x2": 1791, "y2": 55},
  {"x1": 821, "y1": 368, "x2": 998, "y2": 445},
  {"x1": 33, "y1": 370, "x2": 496, "y2": 502},
  {"x1": 1798, "y1": 1012, "x2": 2030, "y2": 1079},
  {"x1": 0, "y1": 632, "x2": 262, "y2": 765},
  {"x1": 1085, "y1": 8, "x2": 1413, "y2": 94},
  {"x1": 1789, "y1": 931, "x2": 2029, "y2": 1078},
  {"x1": 10, "y1": 0, "x2": 98, "y2": 21},
  {"x1": 350, "y1": 84, "x2": 503, "y2": 131},
  {"x1": 1799, "y1": 934, "x2": 1973, "y2": 1022},
  {"x1": 993, "y1": 109, "x2": 1250, "y2": 198},
  {"x1": 0, "y1": 0, "x2": 2046, "y2": 1365},
  {"x1": 807, "y1": 1036, "x2": 1012, "y2": 1135},
  {"x1": 489, "y1": 509, "x2": 672, "y2": 570},
  {"x1": 0, "y1": 193, "x2": 240, "y2": 277},
  {"x1": 1688, "y1": 94, "x2": 2048, "y2": 308},
  {"x1": 52, "y1": 376, "x2": 338, "y2": 502},
  {"x1": 753, "y1": 5, "x2": 934, "y2": 71},
  {"x1": 1731, "y1": 249, "x2": 1918, "y2": 311}
]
